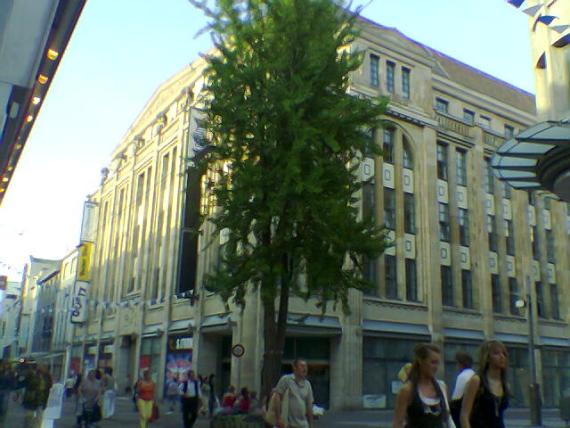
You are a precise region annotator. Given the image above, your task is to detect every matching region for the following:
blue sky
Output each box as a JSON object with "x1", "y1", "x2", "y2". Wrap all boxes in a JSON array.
[{"x1": 0, "y1": 0, "x2": 534, "y2": 280}]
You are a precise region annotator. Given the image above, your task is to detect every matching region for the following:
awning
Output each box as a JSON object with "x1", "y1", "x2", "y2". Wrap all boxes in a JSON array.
[
  {"x1": 287, "y1": 315, "x2": 341, "y2": 336},
  {"x1": 492, "y1": 120, "x2": 570, "y2": 200},
  {"x1": 494, "y1": 333, "x2": 528, "y2": 345},
  {"x1": 142, "y1": 324, "x2": 162, "y2": 338},
  {"x1": 443, "y1": 328, "x2": 485, "y2": 341},
  {"x1": 200, "y1": 314, "x2": 232, "y2": 333},
  {"x1": 362, "y1": 320, "x2": 430, "y2": 337},
  {"x1": 169, "y1": 319, "x2": 195, "y2": 332}
]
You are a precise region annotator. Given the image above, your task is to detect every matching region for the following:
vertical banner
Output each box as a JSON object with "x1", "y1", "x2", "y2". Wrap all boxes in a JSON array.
[
  {"x1": 77, "y1": 243, "x2": 93, "y2": 282},
  {"x1": 71, "y1": 280, "x2": 90, "y2": 323},
  {"x1": 80, "y1": 201, "x2": 99, "y2": 243}
]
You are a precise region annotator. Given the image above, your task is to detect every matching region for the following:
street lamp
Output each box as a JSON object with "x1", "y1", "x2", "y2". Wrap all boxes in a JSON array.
[{"x1": 516, "y1": 276, "x2": 542, "y2": 427}]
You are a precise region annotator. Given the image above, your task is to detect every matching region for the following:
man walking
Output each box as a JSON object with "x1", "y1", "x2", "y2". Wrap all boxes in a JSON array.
[
  {"x1": 450, "y1": 351, "x2": 475, "y2": 427},
  {"x1": 179, "y1": 370, "x2": 201, "y2": 428},
  {"x1": 273, "y1": 358, "x2": 314, "y2": 428}
]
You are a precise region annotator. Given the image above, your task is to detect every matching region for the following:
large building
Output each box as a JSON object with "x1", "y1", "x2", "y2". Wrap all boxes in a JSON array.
[{"x1": 68, "y1": 18, "x2": 569, "y2": 409}]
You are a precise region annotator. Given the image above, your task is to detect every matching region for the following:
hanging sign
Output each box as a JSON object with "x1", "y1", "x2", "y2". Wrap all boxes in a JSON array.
[{"x1": 71, "y1": 280, "x2": 90, "y2": 323}]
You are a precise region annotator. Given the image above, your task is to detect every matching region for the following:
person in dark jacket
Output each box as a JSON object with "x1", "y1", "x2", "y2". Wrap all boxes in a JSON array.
[{"x1": 0, "y1": 360, "x2": 15, "y2": 424}]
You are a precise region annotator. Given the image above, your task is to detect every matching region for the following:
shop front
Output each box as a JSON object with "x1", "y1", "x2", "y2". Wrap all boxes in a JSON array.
[
  {"x1": 97, "y1": 341, "x2": 113, "y2": 370},
  {"x1": 165, "y1": 334, "x2": 193, "y2": 387},
  {"x1": 362, "y1": 321, "x2": 431, "y2": 409},
  {"x1": 542, "y1": 345, "x2": 570, "y2": 407},
  {"x1": 140, "y1": 336, "x2": 162, "y2": 382}
]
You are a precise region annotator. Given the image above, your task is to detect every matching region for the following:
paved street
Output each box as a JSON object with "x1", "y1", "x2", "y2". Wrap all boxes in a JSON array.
[{"x1": 3, "y1": 395, "x2": 569, "y2": 428}]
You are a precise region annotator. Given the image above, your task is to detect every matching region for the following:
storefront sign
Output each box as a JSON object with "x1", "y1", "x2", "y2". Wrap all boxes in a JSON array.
[
  {"x1": 71, "y1": 280, "x2": 90, "y2": 323},
  {"x1": 77, "y1": 243, "x2": 93, "y2": 282},
  {"x1": 170, "y1": 337, "x2": 193, "y2": 350},
  {"x1": 80, "y1": 201, "x2": 99, "y2": 243}
]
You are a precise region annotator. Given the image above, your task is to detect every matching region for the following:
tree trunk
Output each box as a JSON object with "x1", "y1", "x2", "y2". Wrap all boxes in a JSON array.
[{"x1": 261, "y1": 261, "x2": 291, "y2": 402}]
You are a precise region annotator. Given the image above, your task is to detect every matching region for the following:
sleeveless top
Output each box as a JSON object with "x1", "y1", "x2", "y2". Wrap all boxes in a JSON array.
[
  {"x1": 470, "y1": 379, "x2": 508, "y2": 428},
  {"x1": 406, "y1": 380, "x2": 446, "y2": 428},
  {"x1": 137, "y1": 380, "x2": 155, "y2": 401}
]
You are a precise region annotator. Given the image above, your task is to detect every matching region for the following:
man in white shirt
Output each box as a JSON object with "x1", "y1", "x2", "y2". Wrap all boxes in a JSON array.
[
  {"x1": 450, "y1": 351, "x2": 475, "y2": 427},
  {"x1": 179, "y1": 370, "x2": 201, "y2": 428}
]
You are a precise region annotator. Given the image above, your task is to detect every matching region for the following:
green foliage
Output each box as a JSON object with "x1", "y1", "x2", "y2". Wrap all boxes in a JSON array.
[{"x1": 191, "y1": 0, "x2": 389, "y2": 312}]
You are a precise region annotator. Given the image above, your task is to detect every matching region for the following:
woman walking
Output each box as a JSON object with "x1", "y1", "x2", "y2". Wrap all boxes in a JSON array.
[
  {"x1": 460, "y1": 340, "x2": 509, "y2": 428},
  {"x1": 136, "y1": 370, "x2": 156, "y2": 428},
  {"x1": 393, "y1": 343, "x2": 453, "y2": 428}
]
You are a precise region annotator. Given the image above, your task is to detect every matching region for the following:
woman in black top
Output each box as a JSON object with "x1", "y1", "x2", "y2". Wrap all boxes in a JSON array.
[
  {"x1": 461, "y1": 340, "x2": 509, "y2": 428},
  {"x1": 393, "y1": 343, "x2": 451, "y2": 428}
]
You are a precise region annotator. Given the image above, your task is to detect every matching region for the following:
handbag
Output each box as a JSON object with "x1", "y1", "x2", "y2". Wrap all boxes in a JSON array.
[
  {"x1": 263, "y1": 386, "x2": 289, "y2": 426},
  {"x1": 149, "y1": 402, "x2": 159, "y2": 422}
]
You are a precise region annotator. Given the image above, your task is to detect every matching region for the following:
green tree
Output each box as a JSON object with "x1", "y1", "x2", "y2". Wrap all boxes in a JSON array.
[{"x1": 191, "y1": 0, "x2": 388, "y2": 398}]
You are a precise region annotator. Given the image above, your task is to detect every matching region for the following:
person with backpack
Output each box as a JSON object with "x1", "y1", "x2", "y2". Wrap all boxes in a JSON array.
[{"x1": 179, "y1": 370, "x2": 201, "y2": 428}]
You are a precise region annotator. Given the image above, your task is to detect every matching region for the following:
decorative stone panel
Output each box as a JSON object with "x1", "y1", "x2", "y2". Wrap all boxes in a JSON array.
[
  {"x1": 383, "y1": 163, "x2": 395, "y2": 189},
  {"x1": 456, "y1": 186, "x2": 468, "y2": 209},
  {"x1": 403, "y1": 168, "x2": 414, "y2": 193},
  {"x1": 437, "y1": 180, "x2": 449, "y2": 203},
  {"x1": 485, "y1": 194, "x2": 495, "y2": 215},
  {"x1": 532, "y1": 260, "x2": 541, "y2": 282},
  {"x1": 506, "y1": 255, "x2": 516, "y2": 278},
  {"x1": 404, "y1": 234, "x2": 416, "y2": 259},
  {"x1": 488, "y1": 252, "x2": 499, "y2": 274},
  {"x1": 459, "y1": 246, "x2": 471, "y2": 269},
  {"x1": 502, "y1": 199, "x2": 512, "y2": 220},
  {"x1": 440, "y1": 242, "x2": 451, "y2": 266},
  {"x1": 547, "y1": 263, "x2": 556, "y2": 284}
]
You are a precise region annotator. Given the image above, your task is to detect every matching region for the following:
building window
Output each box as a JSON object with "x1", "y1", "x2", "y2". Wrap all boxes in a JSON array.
[
  {"x1": 435, "y1": 98, "x2": 449, "y2": 114},
  {"x1": 546, "y1": 230, "x2": 555, "y2": 263},
  {"x1": 441, "y1": 266, "x2": 454, "y2": 307},
  {"x1": 458, "y1": 208, "x2": 470, "y2": 246},
  {"x1": 504, "y1": 124, "x2": 515, "y2": 139},
  {"x1": 386, "y1": 61, "x2": 395, "y2": 93},
  {"x1": 505, "y1": 220, "x2": 515, "y2": 256},
  {"x1": 535, "y1": 281, "x2": 546, "y2": 318},
  {"x1": 462, "y1": 270, "x2": 473, "y2": 309},
  {"x1": 531, "y1": 226, "x2": 539, "y2": 259},
  {"x1": 404, "y1": 193, "x2": 415, "y2": 234},
  {"x1": 363, "y1": 257, "x2": 377, "y2": 292},
  {"x1": 480, "y1": 115, "x2": 491, "y2": 129},
  {"x1": 491, "y1": 274, "x2": 502, "y2": 313},
  {"x1": 383, "y1": 128, "x2": 395, "y2": 164},
  {"x1": 403, "y1": 138, "x2": 413, "y2": 169},
  {"x1": 362, "y1": 181, "x2": 376, "y2": 223},
  {"x1": 439, "y1": 203, "x2": 450, "y2": 242},
  {"x1": 437, "y1": 143, "x2": 448, "y2": 181},
  {"x1": 487, "y1": 215, "x2": 497, "y2": 252},
  {"x1": 385, "y1": 255, "x2": 398, "y2": 299},
  {"x1": 370, "y1": 54, "x2": 380, "y2": 87},
  {"x1": 456, "y1": 149, "x2": 467, "y2": 186},
  {"x1": 484, "y1": 158, "x2": 495, "y2": 194},
  {"x1": 550, "y1": 283, "x2": 560, "y2": 320},
  {"x1": 463, "y1": 109, "x2": 475, "y2": 125},
  {"x1": 402, "y1": 67, "x2": 411, "y2": 99},
  {"x1": 509, "y1": 278, "x2": 520, "y2": 316},
  {"x1": 384, "y1": 188, "x2": 396, "y2": 230},
  {"x1": 405, "y1": 259, "x2": 418, "y2": 302}
]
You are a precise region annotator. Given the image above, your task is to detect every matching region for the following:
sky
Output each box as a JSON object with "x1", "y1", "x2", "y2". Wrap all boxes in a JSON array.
[{"x1": 0, "y1": 0, "x2": 534, "y2": 281}]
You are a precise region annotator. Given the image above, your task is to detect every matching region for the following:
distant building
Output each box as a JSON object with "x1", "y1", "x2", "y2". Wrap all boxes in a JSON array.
[
  {"x1": 0, "y1": 280, "x2": 22, "y2": 358},
  {"x1": 69, "y1": 17, "x2": 569, "y2": 409}
]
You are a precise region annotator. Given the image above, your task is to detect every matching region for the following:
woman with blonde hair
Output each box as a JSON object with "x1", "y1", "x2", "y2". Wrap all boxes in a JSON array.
[
  {"x1": 460, "y1": 340, "x2": 509, "y2": 428},
  {"x1": 393, "y1": 343, "x2": 453, "y2": 428}
]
